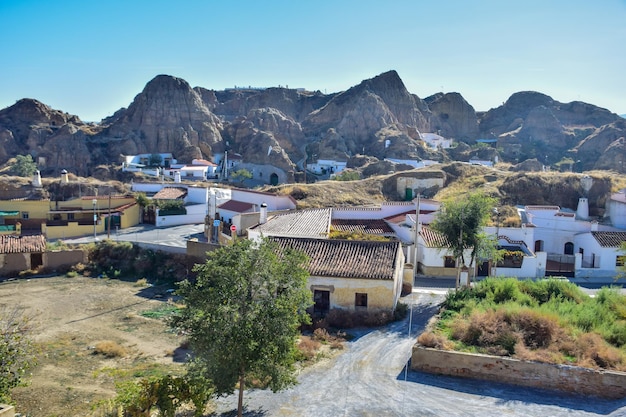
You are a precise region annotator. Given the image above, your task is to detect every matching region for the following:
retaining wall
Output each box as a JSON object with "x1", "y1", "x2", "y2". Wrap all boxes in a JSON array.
[{"x1": 411, "y1": 345, "x2": 626, "y2": 399}]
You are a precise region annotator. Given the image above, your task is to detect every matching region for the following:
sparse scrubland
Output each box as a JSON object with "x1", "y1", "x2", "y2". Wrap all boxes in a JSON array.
[{"x1": 418, "y1": 278, "x2": 626, "y2": 371}]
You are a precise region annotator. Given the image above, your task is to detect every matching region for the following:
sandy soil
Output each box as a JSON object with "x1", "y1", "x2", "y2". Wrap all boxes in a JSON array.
[{"x1": 0, "y1": 275, "x2": 185, "y2": 417}]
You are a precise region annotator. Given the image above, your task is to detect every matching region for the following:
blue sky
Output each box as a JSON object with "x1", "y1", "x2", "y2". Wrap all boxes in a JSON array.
[{"x1": 1, "y1": 0, "x2": 625, "y2": 122}]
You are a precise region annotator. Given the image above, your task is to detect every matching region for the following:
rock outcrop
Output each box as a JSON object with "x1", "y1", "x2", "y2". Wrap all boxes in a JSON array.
[{"x1": 1, "y1": 71, "x2": 625, "y2": 180}]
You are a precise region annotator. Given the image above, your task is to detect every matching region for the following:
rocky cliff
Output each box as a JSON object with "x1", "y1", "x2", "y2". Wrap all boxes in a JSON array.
[{"x1": 0, "y1": 71, "x2": 624, "y2": 178}]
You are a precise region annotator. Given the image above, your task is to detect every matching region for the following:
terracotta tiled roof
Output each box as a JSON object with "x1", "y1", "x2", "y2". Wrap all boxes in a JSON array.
[
  {"x1": 0, "y1": 235, "x2": 46, "y2": 254},
  {"x1": 331, "y1": 219, "x2": 394, "y2": 235},
  {"x1": 153, "y1": 187, "x2": 188, "y2": 200},
  {"x1": 218, "y1": 200, "x2": 255, "y2": 213},
  {"x1": 251, "y1": 209, "x2": 331, "y2": 238},
  {"x1": 420, "y1": 226, "x2": 451, "y2": 248},
  {"x1": 591, "y1": 231, "x2": 626, "y2": 248},
  {"x1": 270, "y1": 237, "x2": 400, "y2": 280}
]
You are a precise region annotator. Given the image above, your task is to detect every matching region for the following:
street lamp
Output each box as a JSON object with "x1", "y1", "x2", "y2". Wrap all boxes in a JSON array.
[
  {"x1": 493, "y1": 207, "x2": 500, "y2": 277},
  {"x1": 92, "y1": 198, "x2": 98, "y2": 241}
]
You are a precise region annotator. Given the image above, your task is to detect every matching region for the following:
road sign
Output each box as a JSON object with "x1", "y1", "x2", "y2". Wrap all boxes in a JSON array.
[
  {"x1": 230, "y1": 225, "x2": 237, "y2": 232},
  {"x1": 213, "y1": 219, "x2": 220, "y2": 227}
]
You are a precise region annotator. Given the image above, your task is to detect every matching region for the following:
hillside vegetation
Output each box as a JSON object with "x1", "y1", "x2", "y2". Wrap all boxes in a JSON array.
[{"x1": 418, "y1": 278, "x2": 626, "y2": 371}]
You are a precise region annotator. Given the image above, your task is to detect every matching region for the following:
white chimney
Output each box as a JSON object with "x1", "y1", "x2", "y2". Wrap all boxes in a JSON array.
[
  {"x1": 32, "y1": 170, "x2": 42, "y2": 187},
  {"x1": 61, "y1": 169, "x2": 69, "y2": 183},
  {"x1": 591, "y1": 221, "x2": 599, "y2": 231},
  {"x1": 576, "y1": 197, "x2": 589, "y2": 220},
  {"x1": 260, "y1": 203, "x2": 268, "y2": 225},
  {"x1": 174, "y1": 171, "x2": 181, "y2": 183}
]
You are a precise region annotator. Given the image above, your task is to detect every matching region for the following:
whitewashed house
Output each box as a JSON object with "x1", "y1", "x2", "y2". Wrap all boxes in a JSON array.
[
  {"x1": 573, "y1": 231, "x2": 626, "y2": 280},
  {"x1": 307, "y1": 159, "x2": 347, "y2": 177},
  {"x1": 420, "y1": 133, "x2": 453, "y2": 149}
]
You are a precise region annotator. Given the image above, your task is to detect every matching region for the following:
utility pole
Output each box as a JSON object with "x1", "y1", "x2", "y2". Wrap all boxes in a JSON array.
[
  {"x1": 412, "y1": 194, "x2": 421, "y2": 281},
  {"x1": 107, "y1": 192, "x2": 112, "y2": 239}
]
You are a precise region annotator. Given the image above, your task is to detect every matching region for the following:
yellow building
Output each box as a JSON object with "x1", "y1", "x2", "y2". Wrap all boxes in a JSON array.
[
  {"x1": 270, "y1": 237, "x2": 405, "y2": 314},
  {"x1": 0, "y1": 195, "x2": 140, "y2": 239}
]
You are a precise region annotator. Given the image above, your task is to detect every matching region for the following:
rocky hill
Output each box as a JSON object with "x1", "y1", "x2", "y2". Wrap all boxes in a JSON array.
[{"x1": 0, "y1": 71, "x2": 624, "y2": 177}]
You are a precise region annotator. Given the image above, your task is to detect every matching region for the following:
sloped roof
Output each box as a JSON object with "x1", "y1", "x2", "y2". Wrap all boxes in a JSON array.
[
  {"x1": 251, "y1": 208, "x2": 331, "y2": 238},
  {"x1": 420, "y1": 226, "x2": 451, "y2": 248},
  {"x1": 0, "y1": 234, "x2": 46, "y2": 254},
  {"x1": 218, "y1": 200, "x2": 255, "y2": 213},
  {"x1": 331, "y1": 218, "x2": 394, "y2": 235},
  {"x1": 152, "y1": 187, "x2": 188, "y2": 200},
  {"x1": 270, "y1": 237, "x2": 400, "y2": 280},
  {"x1": 591, "y1": 231, "x2": 626, "y2": 248}
]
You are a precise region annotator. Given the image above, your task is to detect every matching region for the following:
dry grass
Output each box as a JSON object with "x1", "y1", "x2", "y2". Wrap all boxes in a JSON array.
[{"x1": 93, "y1": 340, "x2": 127, "y2": 358}]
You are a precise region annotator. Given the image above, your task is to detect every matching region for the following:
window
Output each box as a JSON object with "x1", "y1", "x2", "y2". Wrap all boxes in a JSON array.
[
  {"x1": 444, "y1": 256, "x2": 456, "y2": 268},
  {"x1": 21, "y1": 212, "x2": 29, "y2": 220},
  {"x1": 67, "y1": 213, "x2": 75, "y2": 221},
  {"x1": 355, "y1": 293, "x2": 368, "y2": 309},
  {"x1": 617, "y1": 256, "x2": 625, "y2": 267}
]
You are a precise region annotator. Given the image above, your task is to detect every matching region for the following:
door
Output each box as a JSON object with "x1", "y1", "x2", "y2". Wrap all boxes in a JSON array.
[
  {"x1": 405, "y1": 187, "x2": 413, "y2": 201},
  {"x1": 313, "y1": 290, "x2": 330, "y2": 316},
  {"x1": 477, "y1": 260, "x2": 490, "y2": 277}
]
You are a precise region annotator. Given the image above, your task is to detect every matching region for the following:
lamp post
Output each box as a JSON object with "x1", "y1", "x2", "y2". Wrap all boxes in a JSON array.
[
  {"x1": 92, "y1": 198, "x2": 98, "y2": 241},
  {"x1": 493, "y1": 207, "x2": 500, "y2": 277}
]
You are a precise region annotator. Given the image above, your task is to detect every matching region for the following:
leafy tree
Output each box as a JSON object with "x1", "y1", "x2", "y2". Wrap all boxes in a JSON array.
[
  {"x1": 230, "y1": 168, "x2": 252, "y2": 183},
  {"x1": 9, "y1": 154, "x2": 37, "y2": 177},
  {"x1": 431, "y1": 191, "x2": 496, "y2": 283},
  {"x1": 148, "y1": 154, "x2": 163, "y2": 167},
  {"x1": 171, "y1": 238, "x2": 312, "y2": 417},
  {"x1": 0, "y1": 306, "x2": 36, "y2": 402},
  {"x1": 333, "y1": 170, "x2": 360, "y2": 181}
]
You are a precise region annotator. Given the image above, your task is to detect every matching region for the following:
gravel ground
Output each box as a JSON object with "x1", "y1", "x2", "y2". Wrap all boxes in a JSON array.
[{"x1": 212, "y1": 290, "x2": 626, "y2": 417}]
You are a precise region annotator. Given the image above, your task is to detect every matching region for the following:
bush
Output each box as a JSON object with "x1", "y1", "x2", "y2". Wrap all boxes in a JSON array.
[{"x1": 93, "y1": 340, "x2": 127, "y2": 358}]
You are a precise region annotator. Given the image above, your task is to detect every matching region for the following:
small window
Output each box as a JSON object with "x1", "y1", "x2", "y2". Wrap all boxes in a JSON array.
[
  {"x1": 21, "y1": 212, "x2": 29, "y2": 220},
  {"x1": 355, "y1": 293, "x2": 368, "y2": 308},
  {"x1": 617, "y1": 256, "x2": 625, "y2": 267},
  {"x1": 67, "y1": 213, "x2": 75, "y2": 221},
  {"x1": 444, "y1": 256, "x2": 456, "y2": 268}
]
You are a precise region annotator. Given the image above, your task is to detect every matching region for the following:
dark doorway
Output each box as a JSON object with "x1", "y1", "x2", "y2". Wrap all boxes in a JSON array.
[
  {"x1": 477, "y1": 260, "x2": 490, "y2": 277},
  {"x1": 30, "y1": 252, "x2": 43, "y2": 270},
  {"x1": 143, "y1": 206, "x2": 156, "y2": 225},
  {"x1": 534, "y1": 240, "x2": 544, "y2": 252},
  {"x1": 405, "y1": 188, "x2": 413, "y2": 201},
  {"x1": 564, "y1": 242, "x2": 574, "y2": 255},
  {"x1": 270, "y1": 173, "x2": 279, "y2": 186},
  {"x1": 313, "y1": 290, "x2": 330, "y2": 316}
]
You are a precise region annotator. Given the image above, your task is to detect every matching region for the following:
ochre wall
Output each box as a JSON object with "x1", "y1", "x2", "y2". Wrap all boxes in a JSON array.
[
  {"x1": 0, "y1": 253, "x2": 29, "y2": 276},
  {"x1": 309, "y1": 276, "x2": 395, "y2": 311},
  {"x1": 44, "y1": 250, "x2": 86, "y2": 271},
  {"x1": 411, "y1": 346, "x2": 626, "y2": 399}
]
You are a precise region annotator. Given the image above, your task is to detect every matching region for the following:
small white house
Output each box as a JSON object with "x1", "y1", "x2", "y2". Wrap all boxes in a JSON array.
[
  {"x1": 420, "y1": 133, "x2": 453, "y2": 149},
  {"x1": 307, "y1": 159, "x2": 347, "y2": 176},
  {"x1": 574, "y1": 231, "x2": 626, "y2": 281}
]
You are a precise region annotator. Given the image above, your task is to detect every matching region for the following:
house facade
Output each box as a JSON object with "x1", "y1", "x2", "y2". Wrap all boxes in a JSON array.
[
  {"x1": 0, "y1": 196, "x2": 140, "y2": 239},
  {"x1": 270, "y1": 237, "x2": 406, "y2": 313}
]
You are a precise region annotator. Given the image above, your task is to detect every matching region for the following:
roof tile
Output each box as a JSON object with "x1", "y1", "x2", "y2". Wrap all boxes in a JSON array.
[{"x1": 271, "y1": 237, "x2": 400, "y2": 280}]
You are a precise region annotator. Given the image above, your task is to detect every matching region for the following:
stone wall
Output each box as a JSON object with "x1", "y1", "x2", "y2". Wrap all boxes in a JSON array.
[{"x1": 411, "y1": 345, "x2": 626, "y2": 399}]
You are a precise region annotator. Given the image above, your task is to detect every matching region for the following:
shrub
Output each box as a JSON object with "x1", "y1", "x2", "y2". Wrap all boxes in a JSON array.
[
  {"x1": 93, "y1": 340, "x2": 127, "y2": 358},
  {"x1": 296, "y1": 336, "x2": 321, "y2": 361},
  {"x1": 417, "y1": 331, "x2": 447, "y2": 349}
]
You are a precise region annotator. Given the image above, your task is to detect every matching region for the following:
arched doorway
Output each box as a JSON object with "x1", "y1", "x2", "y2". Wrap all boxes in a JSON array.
[
  {"x1": 564, "y1": 242, "x2": 574, "y2": 255},
  {"x1": 534, "y1": 240, "x2": 544, "y2": 252},
  {"x1": 270, "y1": 172, "x2": 279, "y2": 186}
]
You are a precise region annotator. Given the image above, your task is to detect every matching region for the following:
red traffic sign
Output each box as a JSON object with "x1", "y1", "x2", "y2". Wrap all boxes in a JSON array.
[{"x1": 230, "y1": 225, "x2": 237, "y2": 231}]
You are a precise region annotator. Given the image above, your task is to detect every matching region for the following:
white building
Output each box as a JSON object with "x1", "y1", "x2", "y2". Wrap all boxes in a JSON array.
[
  {"x1": 420, "y1": 133, "x2": 453, "y2": 149},
  {"x1": 306, "y1": 159, "x2": 347, "y2": 177}
]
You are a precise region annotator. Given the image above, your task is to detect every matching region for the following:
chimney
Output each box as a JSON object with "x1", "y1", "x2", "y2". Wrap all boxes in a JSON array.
[
  {"x1": 32, "y1": 170, "x2": 42, "y2": 187},
  {"x1": 260, "y1": 203, "x2": 268, "y2": 224},
  {"x1": 61, "y1": 169, "x2": 69, "y2": 183},
  {"x1": 174, "y1": 171, "x2": 181, "y2": 183},
  {"x1": 576, "y1": 197, "x2": 589, "y2": 220}
]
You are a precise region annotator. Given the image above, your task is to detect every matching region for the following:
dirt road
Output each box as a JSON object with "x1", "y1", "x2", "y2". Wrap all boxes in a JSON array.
[{"x1": 213, "y1": 290, "x2": 626, "y2": 417}]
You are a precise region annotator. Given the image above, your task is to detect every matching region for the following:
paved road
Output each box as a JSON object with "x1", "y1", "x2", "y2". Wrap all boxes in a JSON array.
[
  {"x1": 212, "y1": 290, "x2": 626, "y2": 417},
  {"x1": 62, "y1": 223, "x2": 205, "y2": 248}
]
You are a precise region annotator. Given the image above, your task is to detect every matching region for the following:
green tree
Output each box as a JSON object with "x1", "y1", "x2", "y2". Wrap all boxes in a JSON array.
[
  {"x1": 230, "y1": 168, "x2": 253, "y2": 183},
  {"x1": 0, "y1": 306, "x2": 36, "y2": 402},
  {"x1": 171, "y1": 238, "x2": 313, "y2": 417},
  {"x1": 9, "y1": 154, "x2": 37, "y2": 177},
  {"x1": 148, "y1": 154, "x2": 163, "y2": 167},
  {"x1": 431, "y1": 191, "x2": 496, "y2": 284}
]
